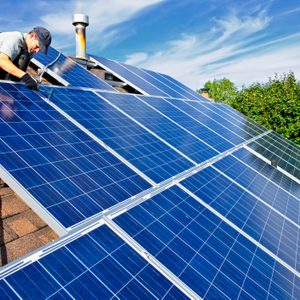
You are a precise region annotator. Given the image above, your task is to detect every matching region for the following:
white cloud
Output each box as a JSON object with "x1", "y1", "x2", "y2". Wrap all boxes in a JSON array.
[
  {"x1": 124, "y1": 10, "x2": 300, "y2": 89},
  {"x1": 214, "y1": 45, "x2": 300, "y2": 87},
  {"x1": 40, "y1": 0, "x2": 162, "y2": 36},
  {"x1": 39, "y1": 0, "x2": 163, "y2": 52},
  {"x1": 125, "y1": 52, "x2": 149, "y2": 65}
]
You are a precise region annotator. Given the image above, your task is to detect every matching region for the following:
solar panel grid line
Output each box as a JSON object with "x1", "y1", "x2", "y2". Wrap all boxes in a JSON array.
[
  {"x1": 103, "y1": 216, "x2": 201, "y2": 300},
  {"x1": 210, "y1": 164, "x2": 299, "y2": 228},
  {"x1": 90, "y1": 56, "x2": 168, "y2": 97},
  {"x1": 203, "y1": 219, "x2": 251, "y2": 300},
  {"x1": 134, "y1": 95, "x2": 222, "y2": 155},
  {"x1": 194, "y1": 102, "x2": 265, "y2": 138},
  {"x1": 178, "y1": 183, "x2": 300, "y2": 277},
  {"x1": 261, "y1": 134, "x2": 300, "y2": 162},
  {"x1": 40, "y1": 91, "x2": 157, "y2": 187},
  {"x1": 103, "y1": 131, "x2": 272, "y2": 225},
  {"x1": 0, "y1": 217, "x2": 106, "y2": 281},
  {"x1": 1, "y1": 280, "x2": 20, "y2": 299},
  {"x1": 114, "y1": 185, "x2": 298, "y2": 299},
  {"x1": 159, "y1": 97, "x2": 244, "y2": 147},
  {"x1": 248, "y1": 136, "x2": 300, "y2": 180},
  {"x1": 90, "y1": 58, "x2": 152, "y2": 96},
  {"x1": 2, "y1": 126, "x2": 115, "y2": 218},
  {"x1": 31, "y1": 58, "x2": 70, "y2": 86},
  {"x1": 36, "y1": 261, "x2": 75, "y2": 299},
  {"x1": 185, "y1": 100, "x2": 265, "y2": 139},
  {"x1": 138, "y1": 95, "x2": 272, "y2": 152},
  {"x1": 62, "y1": 224, "x2": 189, "y2": 299},
  {"x1": 239, "y1": 146, "x2": 300, "y2": 196},
  {"x1": 156, "y1": 72, "x2": 207, "y2": 101},
  {"x1": 235, "y1": 237, "x2": 265, "y2": 300},
  {"x1": 180, "y1": 163, "x2": 300, "y2": 273},
  {"x1": 3, "y1": 223, "x2": 188, "y2": 299},
  {"x1": 95, "y1": 91, "x2": 198, "y2": 166},
  {"x1": 0, "y1": 120, "x2": 108, "y2": 230},
  {"x1": 206, "y1": 103, "x2": 266, "y2": 135},
  {"x1": 0, "y1": 165, "x2": 67, "y2": 236},
  {"x1": 117, "y1": 61, "x2": 187, "y2": 100},
  {"x1": 0, "y1": 84, "x2": 153, "y2": 228},
  {"x1": 53, "y1": 248, "x2": 124, "y2": 298},
  {"x1": 141, "y1": 69, "x2": 197, "y2": 100},
  {"x1": 46, "y1": 87, "x2": 194, "y2": 183},
  {"x1": 269, "y1": 131, "x2": 300, "y2": 155},
  {"x1": 34, "y1": 48, "x2": 114, "y2": 90},
  {"x1": 213, "y1": 104, "x2": 265, "y2": 131},
  {"x1": 244, "y1": 144, "x2": 300, "y2": 185}
]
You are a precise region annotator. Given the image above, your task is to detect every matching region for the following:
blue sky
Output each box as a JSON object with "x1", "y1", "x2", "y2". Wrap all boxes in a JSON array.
[{"x1": 2, "y1": 0, "x2": 300, "y2": 89}]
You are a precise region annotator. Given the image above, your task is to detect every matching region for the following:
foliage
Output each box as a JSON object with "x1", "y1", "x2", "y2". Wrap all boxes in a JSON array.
[
  {"x1": 199, "y1": 78, "x2": 238, "y2": 103},
  {"x1": 228, "y1": 72, "x2": 300, "y2": 146},
  {"x1": 199, "y1": 72, "x2": 300, "y2": 146}
]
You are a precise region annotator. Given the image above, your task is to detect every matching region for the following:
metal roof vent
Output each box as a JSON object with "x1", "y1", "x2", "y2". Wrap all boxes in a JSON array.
[{"x1": 72, "y1": 14, "x2": 89, "y2": 59}]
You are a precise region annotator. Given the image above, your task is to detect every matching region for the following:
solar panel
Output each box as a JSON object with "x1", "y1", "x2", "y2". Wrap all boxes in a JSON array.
[
  {"x1": 42, "y1": 86, "x2": 194, "y2": 183},
  {"x1": 90, "y1": 55, "x2": 168, "y2": 97},
  {"x1": 90, "y1": 55, "x2": 208, "y2": 100},
  {"x1": 0, "y1": 83, "x2": 151, "y2": 229},
  {"x1": 2, "y1": 224, "x2": 188, "y2": 298},
  {"x1": 114, "y1": 185, "x2": 298, "y2": 299},
  {"x1": 180, "y1": 163, "x2": 299, "y2": 272},
  {"x1": 0, "y1": 44, "x2": 299, "y2": 300},
  {"x1": 157, "y1": 72, "x2": 208, "y2": 101},
  {"x1": 248, "y1": 131, "x2": 300, "y2": 180},
  {"x1": 144, "y1": 69, "x2": 209, "y2": 101},
  {"x1": 139, "y1": 96, "x2": 259, "y2": 151},
  {"x1": 233, "y1": 147, "x2": 300, "y2": 197},
  {"x1": 187, "y1": 100, "x2": 266, "y2": 138},
  {"x1": 98, "y1": 92, "x2": 219, "y2": 164},
  {"x1": 33, "y1": 47, "x2": 114, "y2": 90},
  {"x1": 114, "y1": 60, "x2": 186, "y2": 99}
]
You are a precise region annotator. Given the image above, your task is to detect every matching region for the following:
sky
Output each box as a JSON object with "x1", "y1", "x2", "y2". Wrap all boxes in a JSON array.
[{"x1": 2, "y1": 0, "x2": 300, "y2": 90}]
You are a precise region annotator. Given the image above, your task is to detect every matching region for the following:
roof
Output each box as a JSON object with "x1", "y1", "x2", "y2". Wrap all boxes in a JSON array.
[{"x1": 0, "y1": 46, "x2": 299, "y2": 299}]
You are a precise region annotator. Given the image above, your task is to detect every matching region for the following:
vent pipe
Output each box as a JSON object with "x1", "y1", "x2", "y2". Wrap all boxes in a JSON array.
[{"x1": 72, "y1": 14, "x2": 89, "y2": 59}]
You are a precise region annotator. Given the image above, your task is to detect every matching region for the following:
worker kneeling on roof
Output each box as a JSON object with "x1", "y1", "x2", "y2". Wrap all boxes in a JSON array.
[{"x1": 0, "y1": 27, "x2": 51, "y2": 90}]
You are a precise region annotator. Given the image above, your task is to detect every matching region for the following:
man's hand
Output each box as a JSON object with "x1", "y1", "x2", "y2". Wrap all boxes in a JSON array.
[{"x1": 21, "y1": 73, "x2": 38, "y2": 90}]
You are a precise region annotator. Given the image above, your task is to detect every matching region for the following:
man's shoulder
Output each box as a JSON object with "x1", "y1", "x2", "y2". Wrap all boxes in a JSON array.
[
  {"x1": 0, "y1": 31, "x2": 23, "y2": 41},
  {"x1": 0, "y1": 31, "x2": 24, "y2": 60}
]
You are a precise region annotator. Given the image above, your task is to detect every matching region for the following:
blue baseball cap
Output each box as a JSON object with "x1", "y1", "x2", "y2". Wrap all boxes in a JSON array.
[{"x1": 33, "y1": 27, "x2": 51, "y2": 54}]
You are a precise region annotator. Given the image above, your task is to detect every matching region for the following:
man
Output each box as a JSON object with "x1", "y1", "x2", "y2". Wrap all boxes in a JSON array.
[{"x1": 0, "y1": 27, "x2": 51, "y2": 90}]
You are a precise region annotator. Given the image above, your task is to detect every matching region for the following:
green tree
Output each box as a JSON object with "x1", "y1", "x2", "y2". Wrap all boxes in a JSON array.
[
  {"x1": 229, "y1": 72, "x2": 300, "y2": 145},
  {"x1": 199, "y1": 78, "x2": 238, "y2": 103}
]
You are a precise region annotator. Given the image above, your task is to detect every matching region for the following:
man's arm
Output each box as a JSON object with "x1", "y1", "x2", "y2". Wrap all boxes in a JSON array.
[
  {"x1": 0, "y1": 52, "x2": 26, "y2": 78},
  {"x1": 0, "y1": 52, "x2": 38, "y2": 90}
]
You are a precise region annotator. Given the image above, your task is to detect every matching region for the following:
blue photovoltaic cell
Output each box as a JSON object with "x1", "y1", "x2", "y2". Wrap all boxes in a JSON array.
[
  {"x1": 208, "y1": 103, "x2": 267, "y2": 134},
  {"x1": 139, "y1": 96, "x2": 239, "y2": 152},
  {"x1": 158, "y1": 72, "x2": 208, "y2": 101},
  {"x1": 213, "y1": 150, "x2": 300, "y2": 224},
  {"x1": 114, "y1": 185, "x2": 299, "y2": 299},
  {"x1": 0, "y1": 281, "x2": 18, "y2": 299},
  {"x1": 248, "y1": 131, "x2": 300, "y2": 180},
  {"x1": 90, "y1": 55, "x2": 168, "y2": 97},
  {"x1": 98, "y1": 92, "x2": 218, "y2": 164},
  {"x1": 34, "y1": 47, "x2": 114, "y2": 90},
  {"x1": 0, "y1": 83, "x2": 151, "y2": 227},
  {"x1": 233, "y1": 147, "x2": 300, "y2": 198},
  {"x1": 116, "y1": 61, "x2": 185, "y2": 99},
  {"x1": 91, "y1": 55, "x2": 209, "y2": 101},
  {"x1": 172, "y1": 98, "x2": 266, "y2": 140},
  {"x1": 180, "y1": 166, "x2": 300, "y2": 272},
  {"x1": 44, "y1": 86, "x2": 193, "y2": 183},
  {"x1": 143, "y1": 69, "x2": 204, "y2": 100},
  {"x1": 3, "y1": 224, "x2": 187, "y2": 299}
]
